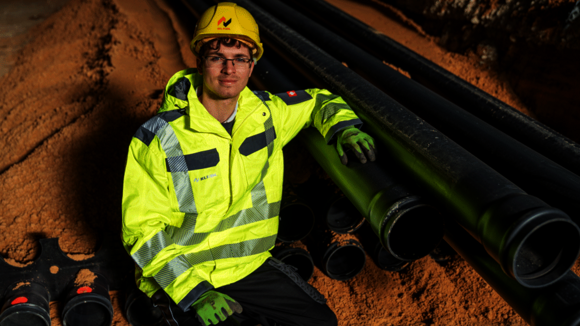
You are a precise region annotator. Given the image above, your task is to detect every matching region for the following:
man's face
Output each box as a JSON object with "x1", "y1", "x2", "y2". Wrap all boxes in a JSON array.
[{"x1": 197, "y1": 41, "x2": 254, "y2": 100}]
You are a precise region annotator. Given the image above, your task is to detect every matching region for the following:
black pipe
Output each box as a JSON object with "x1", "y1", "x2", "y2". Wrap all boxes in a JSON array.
[
  {"x1": 246, "y1": 22, "x2": 443, "y2": 262},
  {"x1": 445, "y1": 220, "x2": 580, "y2": 326},
  {"x1": 286, "y1": 0, "x2": 580, "y2": 178},
  {"x1": 326, "y1": 196, "x2": 366, "y2": 234},
  {"x1": 0, "y1": 282, "x2": 51, "y2": 326},
  {"x1": 197, "y1": 0, "x2": 580, "y2": 287},
  {"x1": 300, "y1": 127, "x2": 443, "y2": 261},
  {"x1": 306, "y1": 235, "x2": 366, "y2": 281},
  {"x1": 271, "y1": 246, "x2": 315, "y2": 282},
  {"x1": 277, "y1": 200, "x2": 315, "y2": 243},
  {"x1": 124, "y1": 283, "x2": 163, "y2": 326},
  {"x1": 249, "y1": 0, "x2": 580, "y2": 229},
  {"x1": 356, "y1": 222, "x2": 411, "y2": 272},
  {"x1": 61, "y1": 272, "x2": 114, "y2": 326}
]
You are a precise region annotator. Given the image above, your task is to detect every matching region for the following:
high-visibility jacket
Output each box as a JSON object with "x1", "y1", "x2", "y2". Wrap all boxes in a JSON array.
[{"x1": 121, "y1": 68, "x2": 362, "y2": 311}]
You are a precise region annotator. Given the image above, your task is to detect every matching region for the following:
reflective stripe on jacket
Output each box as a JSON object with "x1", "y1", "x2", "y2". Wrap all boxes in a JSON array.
[{"x1": 121, "y1": 68, "x2": 362, "y2": 311}]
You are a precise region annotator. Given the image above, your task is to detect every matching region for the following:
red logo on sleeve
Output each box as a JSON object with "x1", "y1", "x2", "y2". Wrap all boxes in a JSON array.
[{"x1": 287, "y1": 91, "x2": 297, "y2": 97}]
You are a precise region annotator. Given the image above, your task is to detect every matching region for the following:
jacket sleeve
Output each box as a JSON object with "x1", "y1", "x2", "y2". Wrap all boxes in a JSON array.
[
  {"x1": 121, "y1": 134, "x2": 213, "y2": 311},
  {"x1": 268, "y1": 88, "x2": 363, "y2": 146}
]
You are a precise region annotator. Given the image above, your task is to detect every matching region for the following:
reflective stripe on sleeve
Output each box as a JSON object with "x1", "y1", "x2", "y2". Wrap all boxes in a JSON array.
[
  {"x1": 154, "y1": 255, "x2": 192, "y2": 289},
  {"x1": 132, "y1": 230, "x2": 174, "y2": 269}
]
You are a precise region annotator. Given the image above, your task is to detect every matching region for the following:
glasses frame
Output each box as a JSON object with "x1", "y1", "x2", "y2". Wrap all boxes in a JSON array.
[{"x1": 202, "y1": 56, "x2": 253, "y2": 69}]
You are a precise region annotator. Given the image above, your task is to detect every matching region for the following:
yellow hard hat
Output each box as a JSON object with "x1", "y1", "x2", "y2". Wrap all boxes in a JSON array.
[{"x1": 191, "y1": 2, "x2": 264, "y2": 61}]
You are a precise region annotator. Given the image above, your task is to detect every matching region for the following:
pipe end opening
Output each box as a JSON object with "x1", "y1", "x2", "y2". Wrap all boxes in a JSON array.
[
  {"x1": 63, "y1": 297, "x2": 113, "y2": 326},
  {"x1": 326, "y1": 197, "x2": 365, "y2": 234},
  {"x1": 386, "y1": 205, "x2": 443, "y2": 261},
  {"x1": 278, "y1": 203, "x2": 315, "y2": 243},
  {"x1": 281, "y1": 252, "x2": 314, "y2": 282},
  {"x1": 511, "y1": 218, "x2": 580, "y2": 288},
  {"x1": 324, "y1": 241, "x2": 366, "y2": 280},
  {"x1": 126, "y1": 295, "x2": 163, "y2": 326},
  {"x1": 0, "y1": 308, "x2": 50, "y2": 326}
]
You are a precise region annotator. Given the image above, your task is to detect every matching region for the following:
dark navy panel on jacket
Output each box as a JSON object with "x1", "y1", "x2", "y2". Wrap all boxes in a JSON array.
[
  {"x1": 240, "y1": 128, "x2": 278, "y2": 156},
  {"x1": 166, "y1": 149, "x2": 220, "y2": 172},
  {"x1": 275, "y1": 90, "x2": 312, "y2": 105},
  {"x1": 134, "y1": 127, "x2": 156, "y2": 146}
]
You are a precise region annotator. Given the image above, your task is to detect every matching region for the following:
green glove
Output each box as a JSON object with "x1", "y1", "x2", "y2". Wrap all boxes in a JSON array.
[
  {"x1": 192, "y1": 290, "x2": 243, "y2": 326},
  {"x1": 336, "y1": 127, "x2": 376, "y2": 165}
]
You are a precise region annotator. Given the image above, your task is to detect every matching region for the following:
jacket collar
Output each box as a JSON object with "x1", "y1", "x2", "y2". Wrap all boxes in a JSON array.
[{"x1": 158, "y1": 68, "x2": 263, "y2": 138}]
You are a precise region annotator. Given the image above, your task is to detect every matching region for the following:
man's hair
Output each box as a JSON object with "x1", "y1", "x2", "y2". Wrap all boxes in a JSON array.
[{"x1": 199, "y1": 38, "x2": 254, "y2": 59}]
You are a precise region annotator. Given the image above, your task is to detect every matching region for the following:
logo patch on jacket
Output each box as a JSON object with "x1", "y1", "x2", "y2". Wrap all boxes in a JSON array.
[
  {"x1": 194, "y1": 173, "x2": 217, "y2": 183},
  {"x1": 287, "y1": 90, "x2": 297, "y2": 97}
]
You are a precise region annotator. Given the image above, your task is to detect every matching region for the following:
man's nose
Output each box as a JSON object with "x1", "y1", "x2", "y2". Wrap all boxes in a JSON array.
[{"x1": 222, "y1": 60, "x2": 236, "y2": 74}]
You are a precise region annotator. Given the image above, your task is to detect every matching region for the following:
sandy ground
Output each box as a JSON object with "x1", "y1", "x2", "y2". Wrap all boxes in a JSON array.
[{"x1": 0, "y1": 0, "x2": 577, "y2": 325}]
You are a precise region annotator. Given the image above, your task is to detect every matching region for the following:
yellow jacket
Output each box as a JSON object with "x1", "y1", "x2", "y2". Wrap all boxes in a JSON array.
[{"x1": 121, "y1": 68, "x2": 362, "y2": 311}]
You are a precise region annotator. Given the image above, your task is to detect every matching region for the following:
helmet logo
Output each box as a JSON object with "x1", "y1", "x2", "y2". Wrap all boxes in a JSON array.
[{"x1": 217, "y1": 16, "x2": 232, "y2": 30}]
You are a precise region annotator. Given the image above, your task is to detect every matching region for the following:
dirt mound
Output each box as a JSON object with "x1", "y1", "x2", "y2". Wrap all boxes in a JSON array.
[{"x1": 1, "y1": 0, "x2": 575, "y2": 325}]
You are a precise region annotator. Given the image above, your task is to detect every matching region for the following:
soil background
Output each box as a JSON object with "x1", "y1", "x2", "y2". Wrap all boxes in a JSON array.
[{"x1": 0, "y1": 0, "x2": 579, "y2": 325}]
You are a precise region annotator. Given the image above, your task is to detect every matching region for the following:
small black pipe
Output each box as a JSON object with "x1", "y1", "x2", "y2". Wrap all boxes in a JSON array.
[
  {"x1": 271, "y1": 246, "x2": 315, "y2": 282},
  {"x1": 309, "y1": 237, "x2": 366, "y2": 281},
  {"x1": 326, "y1": 196, "x2": 366, "y2": 234},
  {"x1": 356, "y1": 222, "x2": 411, "y2": 272},
  {"x1": 124, "y1": 283, "x2": 163, "y2": 326},
  {"x1": 445, "y1": 220, "x2": 580, "y2": 326},
  {"x1": 199, "y1": 0, "x2": 580, "y2": 287},
  {"x1": 249, "y1": 0, "x2": 580, "y2": 229},
  {"x1": 277, "y1": 200, "x2": 315, "y2": 243},
  {"x1": 0, "y1": 282, "x2": 51, "y2": 326},
  {"x1": 286, "y1": 0, "x2": 580, "y2": 178},
  {"x1": 61, "y1": 272, "x2": 114, "y2": 326}
]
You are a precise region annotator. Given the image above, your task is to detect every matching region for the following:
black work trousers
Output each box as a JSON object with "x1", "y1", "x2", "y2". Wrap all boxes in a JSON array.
[
  {"x1": 164, "y1": 258, "x2": 337, "y2": 326},
  {"x1": 217, "y1": 258, "x2": 337, "y2": 326}
]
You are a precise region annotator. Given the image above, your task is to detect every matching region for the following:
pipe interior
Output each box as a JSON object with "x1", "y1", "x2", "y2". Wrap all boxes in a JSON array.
[
  {"x1": 64, "y1": 302, "x2": 112, "y2": 326},
  {"x1": 388, "y1": 206, "x2": 443, "y2": 260},
  {"x1": 1, "y1": 312, "x2": 48, "y2": 326},
  {"x1": 514, "y1": 220, "x2": 579, "y2": 286},
  {"x1": 278, "y1": 203, "x2": 314, "y2": 241},
  {"x1": 127, "y1": 296, "x2": 162, "y2": 325},
  {"x1": 326, "y1": 197, "x2": 363, "y2": 232},
  {"x1": 326, "y1": 245, "x2": 365, "y2": 280},
  {"x1": 282, "y1": 254, "x2": 314, "y2": 281}
]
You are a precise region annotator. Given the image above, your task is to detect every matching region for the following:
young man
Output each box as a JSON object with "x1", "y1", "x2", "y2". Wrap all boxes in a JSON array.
[{"x1": 122, "y1": 3, "x2": 375, "y2": 325}]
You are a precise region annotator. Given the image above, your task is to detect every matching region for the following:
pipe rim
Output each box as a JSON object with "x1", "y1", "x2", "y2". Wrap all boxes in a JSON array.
[
  {"x1": 326, "y1": 197, "x2": 366, "y2": 234},
  {"x1": 502, "y1": 208, "x2": 580, "y2": 288},
  {"x1": 0, "y1": 304, "x2": 51, "y2": 326},
  {"x1": 379, "y1": 197, "x2": 443, "y2": 261},
  {"x1": 62, "y1": 293, "x2": 114, "y2": 326},
  {"x1": 125, "y1": 293, "x2": 163, "y2": 326},
  {"x1": 322, "y1": 240, "x2": 366, "y2": 281},
  {"x1": 274, "y1": 248, "x2": 315, "y2": 282}
]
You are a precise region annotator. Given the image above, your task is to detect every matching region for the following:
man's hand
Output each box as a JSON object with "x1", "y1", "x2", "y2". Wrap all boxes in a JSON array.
[
  {"x1": 336, "y1": 127, "x2": 376, "y2": 165},
  {"x1": 192, "y1": 290, "x2": 243, "y2": 325}
]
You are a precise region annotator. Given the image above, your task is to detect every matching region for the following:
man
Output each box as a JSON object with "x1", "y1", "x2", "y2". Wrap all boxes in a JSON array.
[{"x1": 122, "y1": 2, "x2": 375, "y2": 325}]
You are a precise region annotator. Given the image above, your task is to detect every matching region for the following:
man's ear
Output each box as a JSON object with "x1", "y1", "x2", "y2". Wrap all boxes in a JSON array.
[{"x1": 247, "y1": 61, "x2": 254, "y2": 78}]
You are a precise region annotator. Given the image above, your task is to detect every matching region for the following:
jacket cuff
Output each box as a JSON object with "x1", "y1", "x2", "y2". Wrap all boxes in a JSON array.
[
  {"x1": 177, "y1": 281, "x2": 214, "y2": 312},
  {"x1": 324, "y1": 119, "x2": 363, "y2": 144}
]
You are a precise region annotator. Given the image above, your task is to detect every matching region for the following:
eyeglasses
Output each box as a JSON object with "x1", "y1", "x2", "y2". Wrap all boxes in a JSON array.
[{"x1": 203, "y1": 56, "x2": 252, "y2": 69}]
